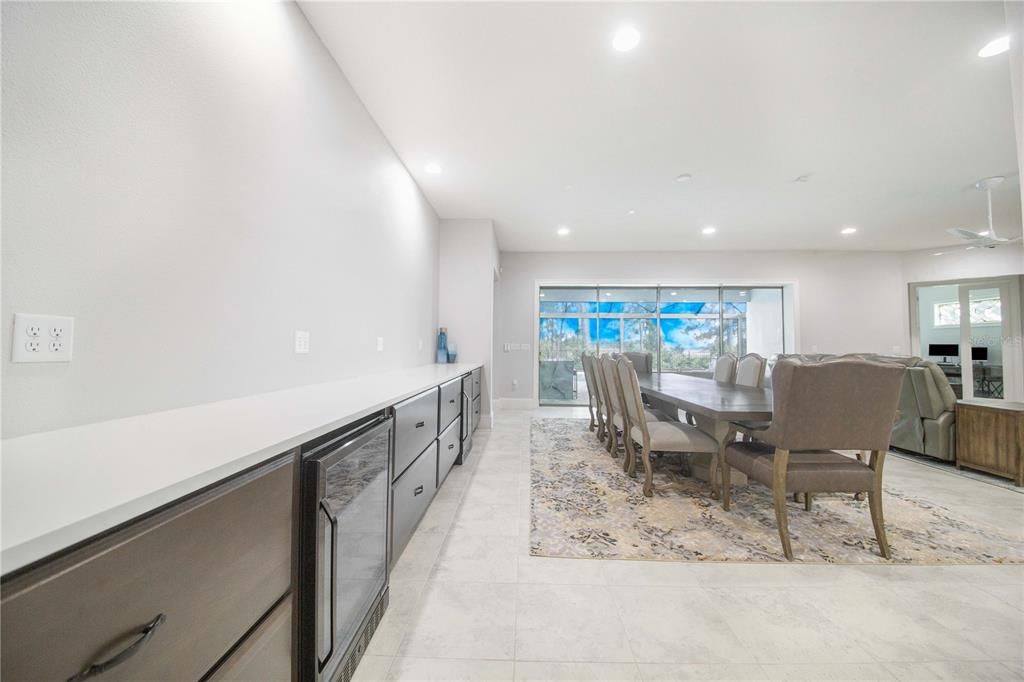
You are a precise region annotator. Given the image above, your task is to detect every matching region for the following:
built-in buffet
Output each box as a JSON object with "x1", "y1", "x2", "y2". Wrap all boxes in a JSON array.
[{"x1": 0, "y1": 364, "x2": 482, "y2": 682}]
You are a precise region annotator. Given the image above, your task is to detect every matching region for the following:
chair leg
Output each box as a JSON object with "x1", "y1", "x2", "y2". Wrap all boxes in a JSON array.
[
  {"x1": 772, "y1": 449, "x2": 793, "y2": 560},
  {"x1": 641, "y1": 443, "x2": 655, "y2": 497},
  {"x1": 720, "y1": 446, "x2": 732, "y2": 512},
  {"x1": 587, "y1": 405, "x2": 596, "y2": 432},
  {"x1": 852, "y1": 451, "x2": 866, "y2": 501},
  {"x1": 804, "y1": 492, "x2": 812, "y2": 512},
  {"x1": 867, "y1": 449, "x2": 890, "y2": 559},
  {"x1": 624, "y1": 436, "x2": 637, "y2": 478}
]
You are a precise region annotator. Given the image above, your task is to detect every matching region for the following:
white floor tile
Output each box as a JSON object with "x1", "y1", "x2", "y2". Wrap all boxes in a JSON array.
[
  {"x1": 387, "y1": 657, "x2": 515, "y2": 681},
  {"x1": 398, "y1": 582, "x2": 517, "y2": 660},
  {"x1": 515, "y1": 584, "x2": 633, "y2": 662}
]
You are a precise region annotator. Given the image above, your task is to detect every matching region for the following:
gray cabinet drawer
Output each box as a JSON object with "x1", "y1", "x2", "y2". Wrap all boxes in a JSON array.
[
  {"x1": 438, "y1": 419, "x2": 461, "y2": 486},
  {"x1": 472, "y1": 368, "x2": 482, "y2": 398},
  {"x1": 392, "y1": 442, "x2": 438, "y2": 563},
  {"x1": 439, "y1": 378, "x2": 462, "y2": 431},
  {"x1": 208, "y1": 594, "x2": 292, "y2": 682},
  {"x1": 472, "y1": 395, "x2": 482, "y2": 433},
  {"x1": 394, "y1": 388, "x2": 439, "y2": 479},
  {"x1": 0, "y1": 456, "x2": 294, "y2": 682}
]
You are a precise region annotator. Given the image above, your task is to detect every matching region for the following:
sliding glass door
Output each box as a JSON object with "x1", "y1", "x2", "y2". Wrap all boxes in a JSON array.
[
  {"x1": 538, "y1": 285, "x2": 786, "y2": 405},
  {"x1": 913, "y1": 278, "x2": 1021, "y2": 401}
]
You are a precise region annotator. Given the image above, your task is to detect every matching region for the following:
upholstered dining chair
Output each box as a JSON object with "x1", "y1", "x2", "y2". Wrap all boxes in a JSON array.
[
  {"x1": 735, "y1": 353, "x2": 767, "y2": 388},
  {"x1": 713, "y1": 353, "x2": 738, "y2": 383},
  {"x1": 719, "y1": 357, "x2": 904, "y2": 560},
  {"x1": 616, "y1": 356, "x2": 720, "y2": 497},
  {"x1": 601, "y1": 354, "x2": 666, "y2": 458},
  {"x1": 580, "y1": 353, "x2": 604, "y2": 437}
]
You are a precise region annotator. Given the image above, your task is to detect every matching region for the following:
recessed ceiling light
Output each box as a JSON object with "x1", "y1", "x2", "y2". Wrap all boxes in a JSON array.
[
  {"x1": 424, "y1": 162, "x2": 442, "y2": 174},
  {"x1": 675, "y1": 173, "x2": 693, "y2": 183},
  {"x1": 628, "y1": 209, "x2": 636, "y2": 215},
  {"x1": 793, "y1": 174, "x2": 812, "y2": 183},
  {"x1": 556, "y1": 225, "x2": 570, "y2": 237},
  {"x1": 978, "y1": 35, "x2": 1010, "y2": 58},
  {"x1": 702, "y1": 226, "x2": 716, "y2": 235},
  {"x1": 612, "y1": 26, "x2": 641, "y2": 52},
  {"x1": 840, "y1": 226, "x2": 857, "y2": 235}
]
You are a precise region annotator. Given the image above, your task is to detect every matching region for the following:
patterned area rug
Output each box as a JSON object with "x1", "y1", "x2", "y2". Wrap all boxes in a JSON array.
[{"x1": 529, "y1": 418, "x2": 1024, "y2": 564}]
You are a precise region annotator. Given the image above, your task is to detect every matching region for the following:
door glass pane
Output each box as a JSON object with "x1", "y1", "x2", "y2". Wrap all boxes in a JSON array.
[
  {"x1": 597, "y1": 318, "x2": 622, "y2": 353},
  {"x1": 538, "y1": 288, "x2": 596, "y2": 405},
  {"x1": 623, "y1": 318, "x2": 658, "y2": 356},
  {"x1": 723, "y1": 288, "x2": 784, "y2": 359},
  {"x1": 659, "y1": 288, "x2": 720, "y2": 372},
  {"x1": 917, "y1": 284, "x2": 963, "y2": 398},
  {"x1": 967, "y1": 287, "x2": 1003, "y2": 399}
]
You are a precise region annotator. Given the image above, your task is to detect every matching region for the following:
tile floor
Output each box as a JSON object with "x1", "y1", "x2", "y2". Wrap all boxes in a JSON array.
[{"x1": 356, "y1": 407, "x2": 1024, "y2": 681}]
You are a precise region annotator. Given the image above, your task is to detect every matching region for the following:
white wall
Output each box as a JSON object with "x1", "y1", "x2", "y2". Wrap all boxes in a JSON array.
[
  {"x1": 493, "y1": 250, "x2": 909, "y2": 401},
  {"x1": 438, "y1": 219, "x2": 499, "y2": 418},
  {"x1": 2, "y1": 2, "x2": 440, "y2": 437}
]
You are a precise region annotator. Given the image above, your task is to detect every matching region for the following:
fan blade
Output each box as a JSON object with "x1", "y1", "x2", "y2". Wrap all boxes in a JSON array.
[{"x1": 946, "y1": 227, "x2": 986, "y2": 241}]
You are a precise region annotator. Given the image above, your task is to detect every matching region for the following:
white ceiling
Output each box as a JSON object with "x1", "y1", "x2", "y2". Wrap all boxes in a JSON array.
[{"x1": 301, "y1": 2, "x2": 1021, "y2": 252}]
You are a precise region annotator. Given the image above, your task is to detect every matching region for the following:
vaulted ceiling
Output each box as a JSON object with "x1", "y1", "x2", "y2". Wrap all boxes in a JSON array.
[{"x1": 301, "y1": 2, "x2": 1020, "y2": 252}]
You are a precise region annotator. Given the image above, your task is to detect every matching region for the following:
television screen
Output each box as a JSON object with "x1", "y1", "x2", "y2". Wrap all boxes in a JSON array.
[
  {"x1": 971, "y1": 346, "x2": 988, "y2": 361},
  {"x1": 928, "y1": 343, "x2": 959, "y2": 357}
]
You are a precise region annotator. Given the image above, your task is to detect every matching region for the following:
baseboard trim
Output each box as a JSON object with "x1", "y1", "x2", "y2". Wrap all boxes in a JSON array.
[{"x1": 494, "y1": 398, "x2": 538, "y2": 410}]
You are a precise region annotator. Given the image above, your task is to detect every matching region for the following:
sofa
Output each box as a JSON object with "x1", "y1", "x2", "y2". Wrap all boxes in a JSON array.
[{"x1": 775, "y1": 354, "x2": 957, "y2": 461}]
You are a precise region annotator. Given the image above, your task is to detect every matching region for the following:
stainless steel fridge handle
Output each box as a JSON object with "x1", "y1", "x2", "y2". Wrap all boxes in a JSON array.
[{"x1": 317, "y1": 501, "x2": 339, "y2": 667}]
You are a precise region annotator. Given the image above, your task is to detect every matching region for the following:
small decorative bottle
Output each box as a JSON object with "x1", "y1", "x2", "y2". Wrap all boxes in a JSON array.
[{"x1": 436, "y1": 327, "x2": 448, "y2": 364}]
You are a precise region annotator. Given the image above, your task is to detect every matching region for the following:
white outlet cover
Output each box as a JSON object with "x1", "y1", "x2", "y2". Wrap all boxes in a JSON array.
[
  {"x1": 12, "y1": 313, "x2": 74, "y2": 363},
  {"x1": 295, "y1": 330, "x2": 310, "y2": 354}
]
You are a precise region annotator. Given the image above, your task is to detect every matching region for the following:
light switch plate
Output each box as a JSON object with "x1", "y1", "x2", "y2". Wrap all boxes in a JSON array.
[
  {"x1": 295, "y1": 330, "x2": 310, "y2": 354},
  {"x1": 12, "y1": 313, "x2": 74, "y2": 363}
]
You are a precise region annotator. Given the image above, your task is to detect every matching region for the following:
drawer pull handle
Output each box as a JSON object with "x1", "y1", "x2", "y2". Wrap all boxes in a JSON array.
[
  {"x1": 415, "y1": 421, "x2": 425, "y2": 429},
  {"x1": 67, "y1": 613, "x2": 167, "y2": 681},
  {"x1": 414, "y1": 485, "x2": 424, "y2": 496},
  {"x1": 448, "y1": 443, "x2": 455, "y2": 450},
  {"x1": 449, "y1": 399, "x2": 456, "y2": 404}
]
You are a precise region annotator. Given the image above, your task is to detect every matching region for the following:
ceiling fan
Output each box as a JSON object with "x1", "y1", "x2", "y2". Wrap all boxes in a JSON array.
[{"x1": 946, "y1": 176, "x2": 1021, "y2": 248}]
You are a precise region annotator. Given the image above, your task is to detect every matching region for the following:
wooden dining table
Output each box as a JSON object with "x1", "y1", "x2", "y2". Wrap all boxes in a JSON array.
[{"x1": 636, "y1": 372, "x2": 773, "y2": 497}]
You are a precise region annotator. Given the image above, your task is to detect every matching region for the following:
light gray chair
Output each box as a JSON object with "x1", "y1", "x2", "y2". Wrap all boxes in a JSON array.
[
  {"x1": 719, "y1": 357, "x2": 904, "y2": 560},
  {"x1": 735, "y1": 353, "x2": 767, "y2": 388},
  {"x1": 580, "y1": 352, "x2": 604, "y2": 437},
  {"x1": 713, "y1": 353, "x2": 738, "y2": 383},
  {"x1": 601, "y1": 354, "x2": 665, "y2": 458},
  {"x1": 617, "y1": 356, "x2": 720, "y2": 497}
]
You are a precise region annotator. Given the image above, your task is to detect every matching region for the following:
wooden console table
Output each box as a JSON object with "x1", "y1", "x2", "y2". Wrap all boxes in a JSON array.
[{"x1": 956, "y1": 398, "x2": 1024, "y2": 486}]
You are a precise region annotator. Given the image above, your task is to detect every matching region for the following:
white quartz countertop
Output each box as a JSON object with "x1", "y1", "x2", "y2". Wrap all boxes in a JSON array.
[{"x1": 1, "y1": 362, "x2": 481, "y2": 575}]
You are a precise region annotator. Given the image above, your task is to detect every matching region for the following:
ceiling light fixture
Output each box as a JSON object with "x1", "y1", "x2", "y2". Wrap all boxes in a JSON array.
[
  {"x1": 424, "y1": 162, "x2": 442, "y2": 174},
  {"x1": 556, "y1": 225, "x2": 570, "y2": 237},
  {"x1": 840, "y1": 226, "x2": 857, "y2": 235},
  {"x1": 628, "y1": 209, "x2": 636, "y2": 215},
  {"x1": 702, "y1": 226, "x2": 717, "y2": 235},
  {"x1": 978, "y1": 35, "x2": 1010, "y2": 58},
  {"x1": 612, "y1": 25, "x2": 641, "y2": 52},
  {"x1": 675, "y1": 173, "x2": 693, "y2": 183}
]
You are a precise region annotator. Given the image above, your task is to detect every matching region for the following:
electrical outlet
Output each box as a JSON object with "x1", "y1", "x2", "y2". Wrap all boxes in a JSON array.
[
  {"x1": 12, "y1": 314, "x2": 74, "y2": 363},
  {"x1": 295, "y1": 330, "x2": 310, "y2": 354},
  {"x1": 376, "y1": 336, "x2": 384, "y2": 352}
]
